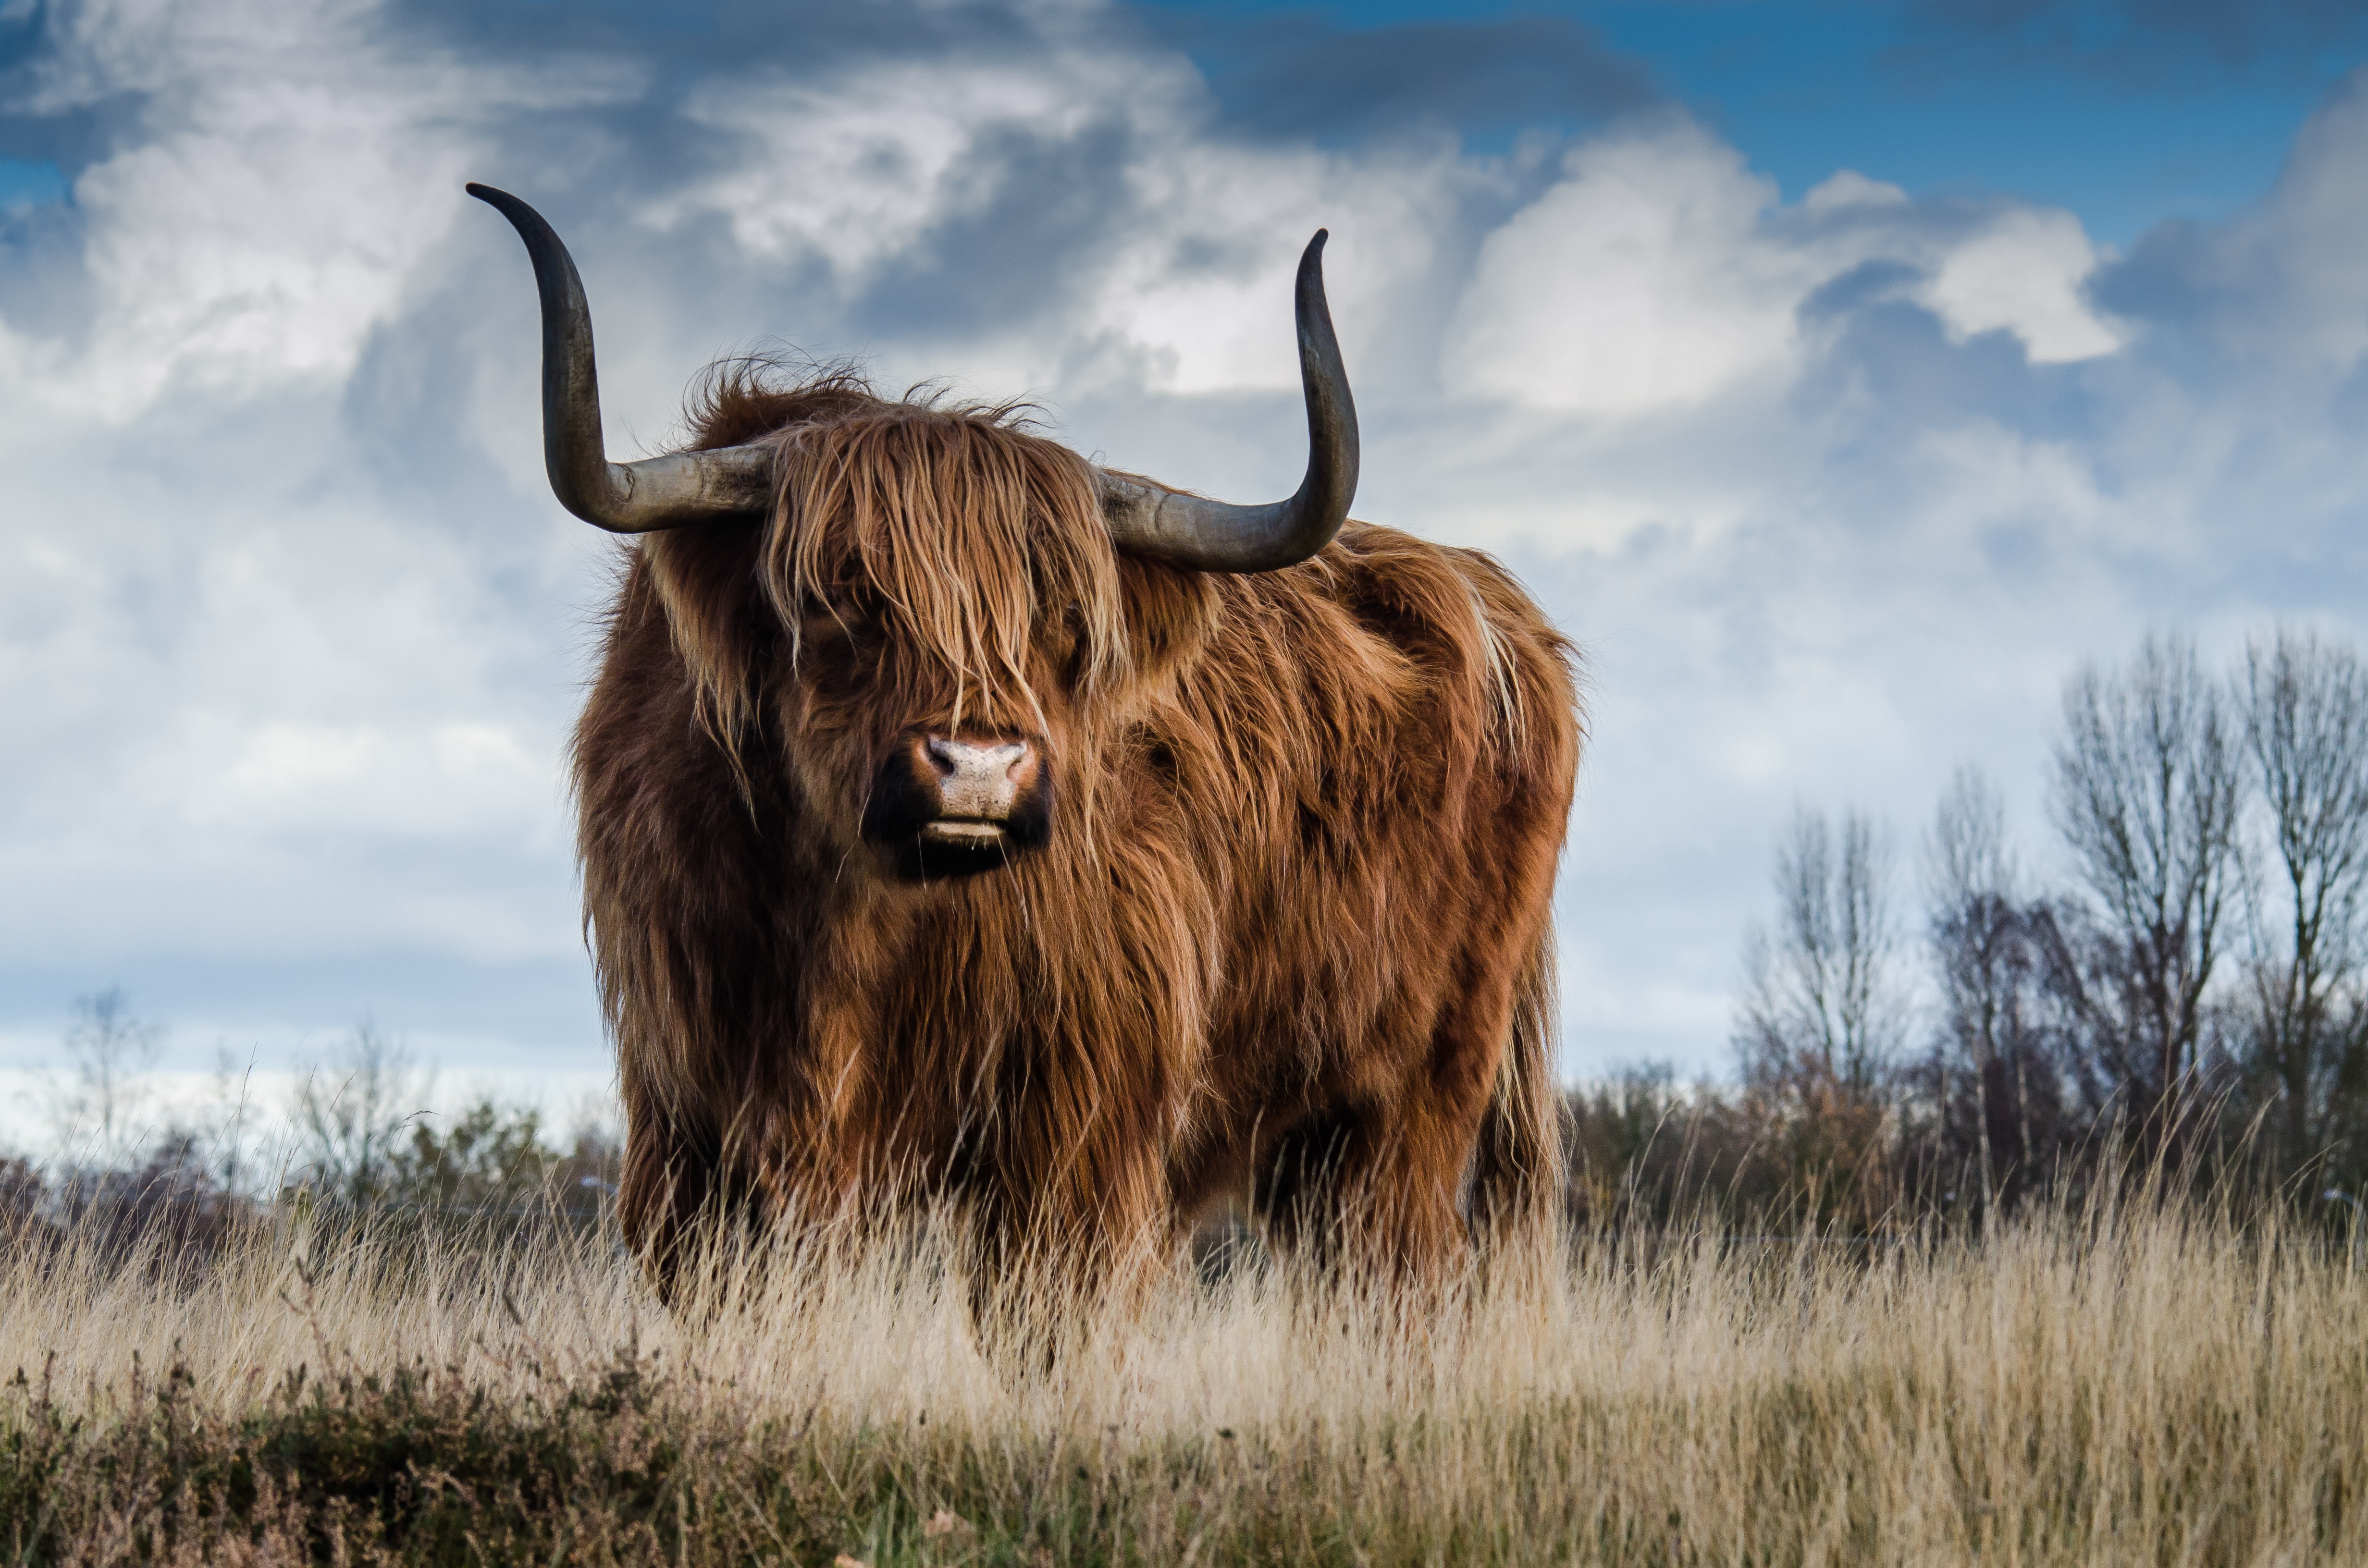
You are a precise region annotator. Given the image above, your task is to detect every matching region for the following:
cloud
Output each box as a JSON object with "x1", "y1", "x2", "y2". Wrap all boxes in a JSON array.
[
  {"x1": 1923, "y1": 209, "x2": 2124, "y2": 361},
  {"x1": 2095, "y1": 69, "x2": 2368, "y2": 374},
  {"x1": 1168, "y1": 12, "x2": 1657, "y2": 142},
  {"x1": 653, "y1": 57, "x2": 1138, "y2": 282},
  {"x1": 4, "y1": 0, "x2": 2368, "y2": 1093},
  {"x1": 1442, "y1": 122, "x2": 2124, "y2": 423},
  {"x1": 1896, "y1": 0, "x2": 2368, "y2": 86},
  {"x1": 0, "y1": 0, "x2": 643, "y2": 408},
  {"x1": 1443, "y1": 122, "x2": 1805, "y2": 418}
]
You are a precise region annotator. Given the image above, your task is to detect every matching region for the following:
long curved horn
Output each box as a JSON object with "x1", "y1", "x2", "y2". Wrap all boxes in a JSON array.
[
  {"x1": 1097, "y1": 230, "x2": 1359, "y2": 573},
  {"x1": 467, "y1": 184, "x2": 771, "y2": 533}
]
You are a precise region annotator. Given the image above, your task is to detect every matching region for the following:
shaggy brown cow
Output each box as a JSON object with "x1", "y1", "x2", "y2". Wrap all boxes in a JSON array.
[{"x1": 470, "y1": 184, "x2": 1581, "y2": 1303}]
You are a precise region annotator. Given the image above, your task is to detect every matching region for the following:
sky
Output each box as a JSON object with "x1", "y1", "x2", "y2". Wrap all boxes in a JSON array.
[{"x1": 6, "y1": 0, "x2": 2368, "y2": 1148}]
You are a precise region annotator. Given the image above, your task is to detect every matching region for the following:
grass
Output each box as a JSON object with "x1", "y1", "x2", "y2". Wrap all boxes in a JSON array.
[{"x1": 2, "y1": 1193, "x2": 2365, "y2": 1567}]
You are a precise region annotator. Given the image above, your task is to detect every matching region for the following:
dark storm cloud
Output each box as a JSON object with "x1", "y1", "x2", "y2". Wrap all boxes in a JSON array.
[
  {"x1": 377, "y1": 0, "x2": 1189, "y2": 357},
  {"x1": 2085, "y1": 217, "x2": 2222, "y2": 326},
  {"x1": 0, "y1": 0, "x2": 1146, "y2": 219},
  {"x1": 0, "y1": 195, "x2": 86, "y2": 332},
  {"x1": 1807, "y1": 291, "x2": 2103, "y2": 461},
  {"x1": 377, "y1": 0, "x2": 1090, "y2": 192},
  {"x1": 1897, "y1": 0, "x2": 2368, "y2": 85},
  {"x1": 840, "y1": 121, "x2": 1141, "y2": 342},
  {"x1": 1153, "y1": 12, "x2": 1658, "y2": 143},
  {"x1": 383, "y1": 0, "x2": 1077, "y2": 79},
  {"x1": 0, "y1": 0, "x2": 141, "y2": 183}
]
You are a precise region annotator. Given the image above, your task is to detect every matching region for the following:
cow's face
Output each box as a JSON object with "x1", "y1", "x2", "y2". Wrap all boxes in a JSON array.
[
  {"x1": 649, "y1": 403, "x2": 1214, "y2": 886},
  {"x1": 775, "y1": 574, "x2": 1075, "y2": 884}
]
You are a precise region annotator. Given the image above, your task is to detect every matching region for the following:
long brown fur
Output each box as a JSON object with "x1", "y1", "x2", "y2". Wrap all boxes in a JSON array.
[{"x1": 574, "y1": 364, "x2": 1582, "y2": 1304}]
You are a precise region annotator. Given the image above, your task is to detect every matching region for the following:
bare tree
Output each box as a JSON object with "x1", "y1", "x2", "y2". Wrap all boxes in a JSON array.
[
  {"x1": 1738, "y1": 805, "x2": 1907, "y2": 1102},
  {"x1": 49, "y1": 987, "x2": 164, "y2": 1166},
  {"x1": 2048, "y1": 633, "x2": 2243, "y2": 1158},
  {"x1": 1921, "y1": 765, "x2": 2072, "y2": 1212},
  {"x1": 1930, "y1": 765, "x2": 2019, "y2": 919},
  {"x1": 287, "y1": 1026, "x2": 431, "y2": 1205},
  {"x1": 2235, "y1": 627, "x2": 2368, "y2": 1176}
]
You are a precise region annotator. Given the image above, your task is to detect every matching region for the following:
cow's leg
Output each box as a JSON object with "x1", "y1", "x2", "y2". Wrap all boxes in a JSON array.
[
  {"x1": 617, "y1": 1104, "x2": 727, "y2": 1305},
  {"x1": 1256, "y1": 958, "x2": 1523, "y2": 1280},
  {"x1": 1254, "y1": 1102, "x2": 1352, "y2": 1263},
  {"x1": 1255, "y1": 1098, "x2": 1474, "y2": 1279},
  {"x1": 623, "y1": 1088, "x2": 866, "y2": 1306},
  {"x1": 965, "y1": 1120, "x2": 1172, "y2": 1358},
  {"x1": 1370, "y1": 938, "x2": 1542, "y2": 1273}
]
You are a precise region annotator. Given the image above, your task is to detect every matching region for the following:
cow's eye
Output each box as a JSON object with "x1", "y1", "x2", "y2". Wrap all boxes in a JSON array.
[{"x1": 798, "y1": 592, "x2": 872, "y2": 644}]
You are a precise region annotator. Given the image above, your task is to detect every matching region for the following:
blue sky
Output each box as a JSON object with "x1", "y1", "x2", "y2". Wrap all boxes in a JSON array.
[
  {"x1": 1151, "y1": 0, "x2": 2368, "y2": 242},
  {"x1": 5, "y1": 0, "x2": 2368, "y2": 1146}
]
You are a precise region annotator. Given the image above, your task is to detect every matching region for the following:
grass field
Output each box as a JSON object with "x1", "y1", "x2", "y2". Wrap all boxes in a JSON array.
[{"x1": 4, "y1": 1194, "x2": 2365, "y2": 1567}]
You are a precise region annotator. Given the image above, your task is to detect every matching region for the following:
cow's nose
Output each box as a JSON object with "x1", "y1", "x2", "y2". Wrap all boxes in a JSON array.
[{"x1": 925, "y1": 735, "x2": 1035, "y2": 819}]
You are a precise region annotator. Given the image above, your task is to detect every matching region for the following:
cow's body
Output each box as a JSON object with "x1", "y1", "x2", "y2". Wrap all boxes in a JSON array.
[
  {"x1": 464, "y1": 185, "x2": 1580, "y2": 1302},
  {"x1": 577, "y1": 380, "x2": 1580, "y2": 1297}
]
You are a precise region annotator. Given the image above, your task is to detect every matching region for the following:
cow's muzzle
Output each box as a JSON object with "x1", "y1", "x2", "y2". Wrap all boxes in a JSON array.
[{"x1": 861, "y1": 731, "x2": 1053, "y2": 880}]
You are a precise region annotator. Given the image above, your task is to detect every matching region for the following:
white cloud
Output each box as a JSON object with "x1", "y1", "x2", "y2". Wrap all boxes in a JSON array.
[
  {"x1": 656, "y1": 59, "x2": 1121, "y2": 279},
  {"x1": 1, "y1": 0, "x2": 638, "y2": 411},
  {"x1": 1921, "y1": 208, "x2": 2123, "y2": 362},
  {"x1": 1069, "y1": 131, "x2": 1467, "y2": 398},
  {"x1": 1441, "y1": 120, "x2": 2127, "y2": 421},
  {"x1": 1800, "y1": 169, "x2": 1909, "y2": 215},
  {"x1": 1445, "y1": 122, "x2": 1804, "y2": 416}
]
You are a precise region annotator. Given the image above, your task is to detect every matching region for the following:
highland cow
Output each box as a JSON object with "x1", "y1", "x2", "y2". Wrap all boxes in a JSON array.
[{"x1": 471, "y1": 184, "x2": 1581, "y2": 1305}]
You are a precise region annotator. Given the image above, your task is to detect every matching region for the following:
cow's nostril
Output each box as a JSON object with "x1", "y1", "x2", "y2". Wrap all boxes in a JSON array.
[
  {"x1": 867, "y1": 732, "x2": 1053, "y2": 873},
  {"x1": 923, "y1": 735, "x2": 1036, "y2": 821}
]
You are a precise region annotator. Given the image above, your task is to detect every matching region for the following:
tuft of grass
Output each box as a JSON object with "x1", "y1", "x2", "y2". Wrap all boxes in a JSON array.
[{"x1": 2, "y1": 1196, "x2": 2365, "y2": 1566}]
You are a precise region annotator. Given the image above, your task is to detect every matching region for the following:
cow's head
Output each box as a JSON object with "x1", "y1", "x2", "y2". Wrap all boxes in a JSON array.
[{"x1": 469, "y1": 184, "x2": 1357, "y2": 883}]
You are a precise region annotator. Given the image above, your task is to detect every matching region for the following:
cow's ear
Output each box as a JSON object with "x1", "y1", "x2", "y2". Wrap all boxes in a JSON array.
[
  {"x1": 1110, "y1": 556, "x2": 1220, "y2": 697},
  {"x1": 645, "y1": 524, "x2": 773, "y2": 737}
]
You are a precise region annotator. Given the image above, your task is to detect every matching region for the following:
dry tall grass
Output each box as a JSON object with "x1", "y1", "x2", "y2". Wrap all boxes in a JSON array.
[{"x1": 4, "y1": 1193, "x2": 2365, "y2": 1566}]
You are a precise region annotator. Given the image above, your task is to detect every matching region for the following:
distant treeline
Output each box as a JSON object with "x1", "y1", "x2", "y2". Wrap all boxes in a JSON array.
[
  {"x1": 1, "y1": 1012, "x2": 618, "y2": 1255},
  {"x1": 1571, "y1": 626, "x2": 2368, "y2": 1237}
]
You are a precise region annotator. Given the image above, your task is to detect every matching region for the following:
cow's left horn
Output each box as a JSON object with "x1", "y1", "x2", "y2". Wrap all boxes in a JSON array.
[
  {"x1": 468, "y1": 184, "x2": 772, "y2": 533},
  {"x1": 1096, "y1": 230, "x2": 1359, "y2": 573}
]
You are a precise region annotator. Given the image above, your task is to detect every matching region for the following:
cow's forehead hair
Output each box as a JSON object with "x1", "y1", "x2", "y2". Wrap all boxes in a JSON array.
[{"x1": 684, "y1": 360, "x2": 1129, "y2": 729}]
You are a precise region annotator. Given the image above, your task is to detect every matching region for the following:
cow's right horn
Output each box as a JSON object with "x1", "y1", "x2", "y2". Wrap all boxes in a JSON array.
[
  {"x1": 469, "y1": 184, "x2": 772, "y2": 533},
  {"x1": 1095, "y1": 230, "x2": 1359, "y2": 574}
]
